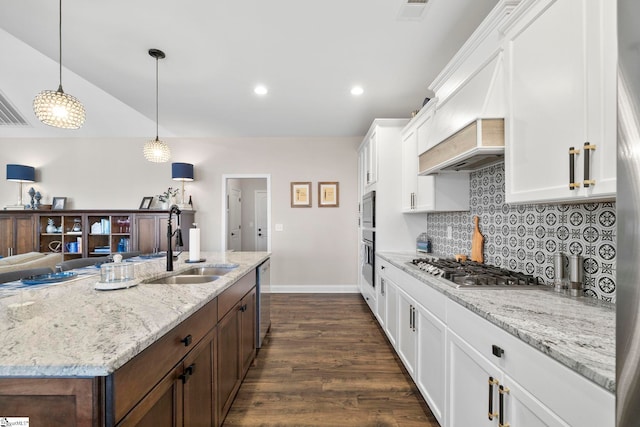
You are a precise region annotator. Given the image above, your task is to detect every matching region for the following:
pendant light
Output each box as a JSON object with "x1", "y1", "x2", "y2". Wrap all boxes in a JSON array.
[
  {"x1": 143, "y1": 48, "x2": 171, "y2": 163},
  {"x1": 33, "y1": 0, "x2": 85, "y2": 129}
]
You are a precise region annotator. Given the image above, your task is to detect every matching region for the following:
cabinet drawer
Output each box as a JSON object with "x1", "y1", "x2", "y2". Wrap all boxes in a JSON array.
[
  {"x1": 446, "y1": 299, "x2": 614, "y2": 427},
  {"x1": 376, "y1": 257, "x2": 403, "y2": 284},
  {"x1": 218, "y1": 271, "x2": 256, "y2": 321},
  {"x1": 397, "y1": 268, "x2": 446, "y2": 322},
  {"x1": 112, "y1": 298, "x2": 217, "y2": 423}
]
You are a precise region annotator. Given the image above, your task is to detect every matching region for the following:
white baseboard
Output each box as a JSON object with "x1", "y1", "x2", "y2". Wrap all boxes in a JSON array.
[{"x1": 270, "y1": 284, "x2": 359, "y2": 293}]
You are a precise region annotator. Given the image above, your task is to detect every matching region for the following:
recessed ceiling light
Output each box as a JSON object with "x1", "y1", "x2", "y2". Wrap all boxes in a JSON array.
[
  {"x1": 351, "y1": 86, "x2": 364, "y2": 96},
  {"x1": 254, "y1": 85, "x2": 268, "y2": 96}
]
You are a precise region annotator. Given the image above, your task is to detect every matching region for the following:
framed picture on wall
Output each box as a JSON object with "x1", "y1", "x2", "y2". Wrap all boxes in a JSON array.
[
  {"x1": 52, "y1": 197, "x2": 67, "y2": 210},
  {"x1": 318, "y1": 182, "x2": 339, "y2": 207},
  {"x1": 291, "y1": 182, "x2": 311, "y2": 207},
  {"x1": 139, "y1": 196, "x2": 154, "y2": 210}
]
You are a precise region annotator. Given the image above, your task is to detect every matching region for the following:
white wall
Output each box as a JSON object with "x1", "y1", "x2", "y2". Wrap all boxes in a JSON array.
[{"x1": 0, "y1": 136, "x2": 360, "y2": 289}]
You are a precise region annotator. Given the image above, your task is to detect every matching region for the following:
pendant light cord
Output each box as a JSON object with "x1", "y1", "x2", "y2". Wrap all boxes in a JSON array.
[
  {"x1": 58, "y1": 0, "x2": 63, "y2": 91},
  {"x1": 155, "y1": 55, "x2": 159, "y2": 140}
]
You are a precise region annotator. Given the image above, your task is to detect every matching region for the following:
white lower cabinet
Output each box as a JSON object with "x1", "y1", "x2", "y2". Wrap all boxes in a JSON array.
[
  {"x1": 371, "y1": 259, "x2": 614, "y2": 427},
  {"x1": 397, "y1": 288, "x2": 417, "y2": 378},
  {"x1": 416, "y1": 301, "x2": 446, "y2": 425},
  {"x1": 447, "y1": 330, "x2": 498, "y2": 427},
  {"x1": 447, "y1": 330, "x2": 568, "y2": 427},
  {"x1": 447, "y1": 299, "x2": 614, "y2": 427},
  {"x1": 384, "y1": 279, "x2": 398, "y2": 348}
]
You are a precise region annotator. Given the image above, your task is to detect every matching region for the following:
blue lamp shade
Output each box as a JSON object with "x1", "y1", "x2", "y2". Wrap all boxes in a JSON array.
[
  {"x1": 6, "y1": 164, "x2": 35, "y2": 183},
  {"x1": 171, "y1": 163, "x2": 194, "y2": 181}
]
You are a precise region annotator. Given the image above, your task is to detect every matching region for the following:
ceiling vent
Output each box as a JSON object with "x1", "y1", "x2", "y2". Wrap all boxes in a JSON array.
[
  {"x1": 0, "y1": 91, "x2": 29, "y2": 126},
  {"x1": 398, "y1": 0, "x2": 430, "y2": 21}
]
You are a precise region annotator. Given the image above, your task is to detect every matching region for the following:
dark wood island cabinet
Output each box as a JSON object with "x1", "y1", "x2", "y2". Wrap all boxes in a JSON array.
[{"x1": 0, "y1": 257, "x2": 265, "y2": 427}]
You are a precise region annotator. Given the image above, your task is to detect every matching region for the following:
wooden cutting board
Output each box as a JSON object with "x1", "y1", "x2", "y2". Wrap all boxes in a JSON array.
[{"x1": 471, "y1": 215, "x2": 484, "y2": 263}]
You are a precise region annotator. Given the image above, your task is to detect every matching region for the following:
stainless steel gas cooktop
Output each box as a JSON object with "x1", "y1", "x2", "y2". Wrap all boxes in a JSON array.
[{"x1": 410, "y1": 258, "x2": 549, "y2": 290}]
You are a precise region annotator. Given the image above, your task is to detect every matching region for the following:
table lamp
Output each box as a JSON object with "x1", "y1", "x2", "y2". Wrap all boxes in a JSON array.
[
  {"x1": 171, "y1": 162, "x2": 194, "y2": 209},
  {"x1": 5, "y1": 164, "x2": 35, "y2": 210}
]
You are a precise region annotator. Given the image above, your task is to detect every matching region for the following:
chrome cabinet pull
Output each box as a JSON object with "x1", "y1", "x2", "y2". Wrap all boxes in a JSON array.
[
  {"x1": 499, "y1": 385, "x2": 510, "y2": 427},
  {"x1": 569, "y1": 146, "x2": 581, "y2": 190},
  {"x1": 488, "y1": 377, "x2": 499, "y2": 420},
  {"x1": 412, "y1": 307, "x2": 416, "y2": 331},
  {"x1": 583, "y1": 142, "x2": 596, "y2": 187}
]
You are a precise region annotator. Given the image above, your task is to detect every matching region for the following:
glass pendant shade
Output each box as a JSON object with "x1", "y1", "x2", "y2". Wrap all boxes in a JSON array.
[
  {"x1": 144, "y1": 137, "x2": 171, "y2": 163},
  {"x1": 145, "y1": 48, "x2": 170, "y2": 163},
  {"x1": 33, "y1": 0, "x2": 85, "y2": 130},
  {"x1": 33, "y1": 86, "x2": 85, "y2": 129}
]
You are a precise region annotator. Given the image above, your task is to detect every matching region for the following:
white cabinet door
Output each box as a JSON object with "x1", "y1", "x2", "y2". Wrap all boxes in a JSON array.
[
  {"x1": 364, "y1": 133, "x2": 378, "y2": 188},
  {"x1": 501, "y1": 374, "x2": 571, "y2": 427},
  {"x1": 401, "y1": 128, "x2": 419, "y2": 212},
  {"x1": 416, "y1": 303, "x2": 446, "y2": 426},
  {"x1": 504, "y1": 0, "x2": 616, "y2": 204},
  {"x1": 447, "y1": 331, "x2": 499, "y2": 427},
  {"x1": 397, "y1": 288, "x2": 417, "y2": 378},
  {"x1": 375, "y1": 275, "x2": 387, "y2": 329},
  {"x1": 385, "y1": 278, "x2": 399, "y2": 348}
]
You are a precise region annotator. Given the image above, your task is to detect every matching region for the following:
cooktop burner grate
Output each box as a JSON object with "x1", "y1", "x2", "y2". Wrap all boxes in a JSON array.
[{"x1": 410, "y1": 258, "x2": 547, "y2": 289}]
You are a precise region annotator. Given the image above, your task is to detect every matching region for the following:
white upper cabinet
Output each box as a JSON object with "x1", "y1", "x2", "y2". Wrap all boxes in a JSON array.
[
  {"x1": 503, "y1": 0, "x2": 617, "y2": 203},
  {"x1": 401, "y1": 105, "x2": 470, "y2": 213}
]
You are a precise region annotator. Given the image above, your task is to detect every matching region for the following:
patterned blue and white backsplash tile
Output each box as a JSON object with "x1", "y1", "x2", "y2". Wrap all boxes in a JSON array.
[{"x1": 425, "y1": 162, "x2": 616, "y2": 302}]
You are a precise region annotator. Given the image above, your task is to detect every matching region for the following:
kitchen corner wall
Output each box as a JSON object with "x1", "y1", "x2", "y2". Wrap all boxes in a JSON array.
[{"x1": 426, "y1": 162, "x2": 616, "y2": 302}]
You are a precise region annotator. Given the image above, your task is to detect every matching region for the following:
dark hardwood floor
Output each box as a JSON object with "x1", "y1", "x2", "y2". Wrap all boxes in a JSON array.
[{"x1": 222, "y1": 293, "x2": 438, "y2": 427}]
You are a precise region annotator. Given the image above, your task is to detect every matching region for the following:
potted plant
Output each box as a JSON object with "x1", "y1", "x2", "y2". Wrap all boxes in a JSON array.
[{"x1": 157, "y1": 187, "x2": 179, "y2": 210}]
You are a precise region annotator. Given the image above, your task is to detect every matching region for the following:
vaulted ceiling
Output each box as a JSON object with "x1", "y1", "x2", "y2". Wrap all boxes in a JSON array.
[{"x1": 0, "y1": 0, "x2": 498, "y2": 138}]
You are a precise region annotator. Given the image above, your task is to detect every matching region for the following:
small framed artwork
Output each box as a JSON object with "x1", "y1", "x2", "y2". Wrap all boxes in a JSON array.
[
  {"x1": 52, "y1": 197, "x2": 67, "y2": 210},
  {"x1": 291, "y1": 182, "x2": 312, "y2": 207},
  {"x1": 318, "y1": 182, "x2": 339, "y2": 207},
  {"x1": 139, "y1": 196, "x2": 154, "y2": 210}
]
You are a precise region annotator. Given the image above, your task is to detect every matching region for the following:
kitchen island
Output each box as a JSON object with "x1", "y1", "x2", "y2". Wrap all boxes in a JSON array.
[{"x1": 0, "y1": 251, "x2": 270, "y2": 426}]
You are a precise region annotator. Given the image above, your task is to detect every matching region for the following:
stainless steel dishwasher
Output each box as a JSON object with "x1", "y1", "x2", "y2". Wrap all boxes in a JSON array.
[{"x1": 256, "y1": 259, "x2": 271, "y2": 348}]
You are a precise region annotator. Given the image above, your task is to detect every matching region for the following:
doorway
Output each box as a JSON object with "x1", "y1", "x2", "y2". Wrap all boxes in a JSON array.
[{"x1": 222, "y1": 174, "x2": 271, "y2": 252}]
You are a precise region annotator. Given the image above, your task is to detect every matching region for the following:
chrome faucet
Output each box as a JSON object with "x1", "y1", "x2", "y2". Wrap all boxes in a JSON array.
[{"x1": 167, "y1": 204, "x2": 184, "y2": 271}]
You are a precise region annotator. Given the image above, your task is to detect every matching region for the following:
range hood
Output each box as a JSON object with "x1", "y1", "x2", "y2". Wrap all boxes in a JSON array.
[{"x1": 418, "y1": 118, "x2": 504, "y2": 175}]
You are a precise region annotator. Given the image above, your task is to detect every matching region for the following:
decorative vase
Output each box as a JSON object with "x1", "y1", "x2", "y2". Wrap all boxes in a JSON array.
[{"x1": 46, "y1": 218, "x2": 57, "y2": 233}]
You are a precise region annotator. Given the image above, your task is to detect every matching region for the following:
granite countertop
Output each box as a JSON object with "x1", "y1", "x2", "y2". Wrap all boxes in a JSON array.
[
  {"x1": 0, "y1": 251, "x2": 270, "y2": 377},
  {"x1": 378, "y1": 252, "x2": 616, "y2": 393}
]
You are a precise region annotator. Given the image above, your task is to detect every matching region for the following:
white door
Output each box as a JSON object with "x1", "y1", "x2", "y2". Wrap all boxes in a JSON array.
[
  {"x1": 228, "y1": 188, "x2": 242, "y2": 251},
  {"x1": 254, "y1": 190, "x2": 268, "y2": 251}
]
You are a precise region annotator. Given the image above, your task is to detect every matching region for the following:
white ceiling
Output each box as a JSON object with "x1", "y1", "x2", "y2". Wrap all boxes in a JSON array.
[{"x1": 0, "y1": 0, "x2": 498, "y2": 139}]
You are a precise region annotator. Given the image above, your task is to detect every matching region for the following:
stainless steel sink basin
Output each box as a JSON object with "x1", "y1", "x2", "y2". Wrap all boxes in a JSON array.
[
  {"x1": 147, "y1": 275, "x2": 220, "y2": 285},
  {"x1": 181, "y1": 266, "x2": 238, "y2": 276}
]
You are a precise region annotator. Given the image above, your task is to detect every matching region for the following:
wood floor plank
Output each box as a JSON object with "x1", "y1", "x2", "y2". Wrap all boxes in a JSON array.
[{"x1": 222, "y1": 294, "x2": 438, "y2": 427}]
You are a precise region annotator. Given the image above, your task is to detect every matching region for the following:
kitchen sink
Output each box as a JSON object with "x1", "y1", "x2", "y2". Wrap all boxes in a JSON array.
[
  {"x1": 146, "y1": 275, "x2": 220, "y2": 285},
  {"x1": 181, "y1": 266, "x2": 238, "y2": 276}
]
